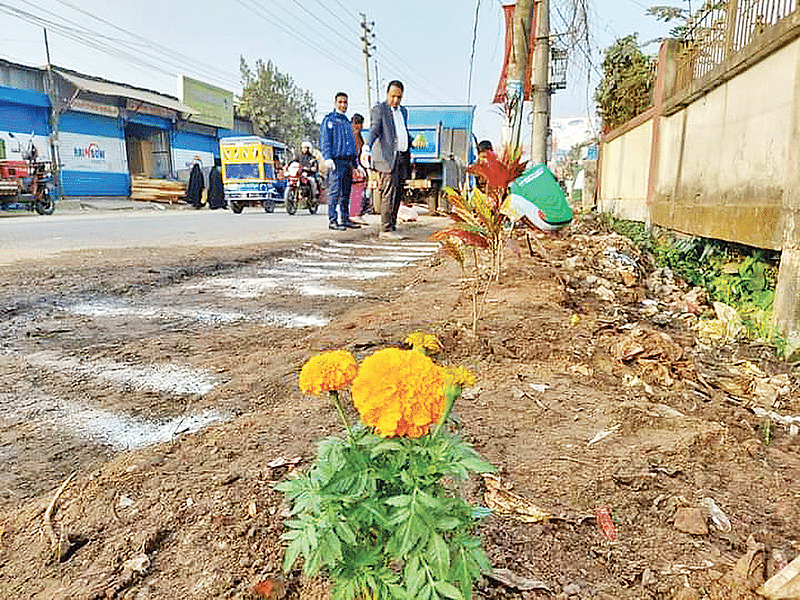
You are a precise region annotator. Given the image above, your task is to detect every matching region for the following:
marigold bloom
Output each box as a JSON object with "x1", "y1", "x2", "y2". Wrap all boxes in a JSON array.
[
  {"x1": 351, "y1": 348, "x2": 445, "y2": 438},
  {"x1": 444, "y1": 366, "x2": 476, "y2": 388},
  {"x1": 405, "y1": 332, "x2": 443, "y2": 355},
  {"x1": 298, "y1": 350, "x2": 358, "y2": 395}
]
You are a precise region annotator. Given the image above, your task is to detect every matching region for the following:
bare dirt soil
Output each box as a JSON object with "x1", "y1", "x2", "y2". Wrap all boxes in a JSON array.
[{"x1": 0, "y1": 215, "x2": 798, "y2": 600}]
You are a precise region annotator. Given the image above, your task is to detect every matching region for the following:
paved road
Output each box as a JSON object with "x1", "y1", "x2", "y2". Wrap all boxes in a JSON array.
[{"x1": 0, "y1": 206, "x2": 352, "y2": 264}]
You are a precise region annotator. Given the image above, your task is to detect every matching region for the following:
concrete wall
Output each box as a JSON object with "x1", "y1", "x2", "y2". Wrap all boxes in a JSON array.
[
  {"x1": 598, "y1": 114, "x2": 652, "y2": 222},
  {"x1": 650, "y1": 39, "x2": 798, "y2": 250},
  {"x1": 597, "y1": 14, "x2": 800, "y2": 335}
]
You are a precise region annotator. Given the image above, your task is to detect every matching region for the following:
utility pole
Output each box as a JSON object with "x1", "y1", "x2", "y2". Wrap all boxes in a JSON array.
[
  {"x1": 507, "y1": 0, "x2": 534, "y2": 149},
  {"x1": 530, "y1": 0, "x2": 550, "y2": 164},
  {"x1": 374, "y1": 61, "x2": 380, "y2": 105},
  {"x1": 360, "y1": 14, "x2": 375, "y2": 118},
  {"x1": 43, "y1": 28, "x2": 61, "y2": 199}
]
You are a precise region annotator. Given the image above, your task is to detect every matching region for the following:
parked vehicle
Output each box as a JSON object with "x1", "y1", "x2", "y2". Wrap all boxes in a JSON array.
[
  {"x1": 404, "y1": 105, "x2": 476, "y2": 213},
  {"x1": 283, "y1": 160, "x2": 319, "y2": 215},
  {"x1": 0, "y1": 132, "x2": 55, "y2": 215},
  {"x1": 219, "y1": 136, "x2": 287, "y2": 214}
]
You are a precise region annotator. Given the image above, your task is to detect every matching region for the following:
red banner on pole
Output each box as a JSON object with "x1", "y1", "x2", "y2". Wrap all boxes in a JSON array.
[{"x1": 493, "y1": 3, "x2": 538, "y2": 104}]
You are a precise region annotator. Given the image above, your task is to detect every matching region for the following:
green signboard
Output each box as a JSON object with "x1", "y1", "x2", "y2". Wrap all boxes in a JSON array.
[{"x1": 179, "y1": 75, "x2": 233, "y2": 129}]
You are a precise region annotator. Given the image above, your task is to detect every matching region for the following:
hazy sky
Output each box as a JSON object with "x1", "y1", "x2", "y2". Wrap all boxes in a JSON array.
[{"x1": 0, "y1": 0, "x2": 681, "y2": 145}]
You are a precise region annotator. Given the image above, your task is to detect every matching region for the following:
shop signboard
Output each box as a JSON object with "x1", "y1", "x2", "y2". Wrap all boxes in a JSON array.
[
  {"x1": 125, "y1": 99, "x2": 175, "y2": 120},
  {"x1": 70, "y1": 98, "x2": 119, "y2": 118},
  {"x1": 179, "y1": 75, "x2": 233, "y2": 129},
  {"x1": 59, "y1": 131, "x2": 128, "y2": 173}
]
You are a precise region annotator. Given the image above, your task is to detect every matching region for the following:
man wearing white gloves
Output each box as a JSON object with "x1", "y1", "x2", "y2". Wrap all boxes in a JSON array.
[
  {"x1": 320, "y1": 92, "x2": 360, "y2": 231},
  {"x1": 363, "y1": 80, "x2": 421, "y2": 239}
]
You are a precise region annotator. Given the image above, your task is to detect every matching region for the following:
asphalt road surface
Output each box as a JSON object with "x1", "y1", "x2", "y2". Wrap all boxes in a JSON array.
[{"x1": 0, "y1": 206, "x2": 340, "y2": 264}]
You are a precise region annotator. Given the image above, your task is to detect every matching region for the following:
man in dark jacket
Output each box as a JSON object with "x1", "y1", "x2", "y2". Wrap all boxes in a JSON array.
[
  {"x1": 320, "y1": 92, "x2": 360, "y2": 231},
  {"x1": 186, "y1": 162, "x2": 205, "y2": 209},
  {"x1": 207, "y1": 157, "x2": 226, "y2": 209},
  {"x1": 365, "y1": 80, "x2": 418, "y2": 239}
]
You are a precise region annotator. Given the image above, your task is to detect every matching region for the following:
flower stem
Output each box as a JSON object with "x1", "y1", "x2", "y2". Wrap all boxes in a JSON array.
[
  {"x1": 330, "y1": 390, "x2": 354, "y2": 443},
  {"x1": 431, "y1": 384, "x2": 461, "y2": 439}
]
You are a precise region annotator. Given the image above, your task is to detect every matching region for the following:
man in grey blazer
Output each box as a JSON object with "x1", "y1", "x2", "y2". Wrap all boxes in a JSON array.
[{"x1": 365, "y1": 80, "x2": 418, "y2": 239}]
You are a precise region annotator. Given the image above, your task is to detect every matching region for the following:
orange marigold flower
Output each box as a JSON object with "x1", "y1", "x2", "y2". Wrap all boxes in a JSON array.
[
  {"x1": 298, "y1": 350, "x2": 358, "y2": 395},
  {"x1": 351, "y1": 348, "x2": 445, "y2": 438}
]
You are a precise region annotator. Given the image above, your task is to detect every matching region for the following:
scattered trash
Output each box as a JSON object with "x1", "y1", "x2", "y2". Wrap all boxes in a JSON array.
[
  {"x1": 595, "y1": 285, "x2": 616, "y2": 302},
  {"x1": 595, "y1": 505, "x2": 618, "y2": 541},
  {"x1": 674, "y1": 507, "x2": 708, "y2": 535},
  {"x1": 248, "y1": 499, "x2": 258, "y2": 517},
  {"x1": 528, "y1": 382, "x2": 548, "y2": 393},
  {"x1": 118, "y1": 495, "x2": 134, "y2": 509},
  {"x1": 603, "y1": 246, "x2": 638, "y2": 269},
  {"x1": 122, "y1": 552, "x2": 150, "y2": 574},
  {"x1": 751, "y1": 406, "x2": 800, "y2": 433},
  {"x1": 569, "y1": 364, "x2": 593, "y2": 376},
  {"x1": 265, "y1": 455, "x2": 303, "y2": 480},
  {"x1": 483, "y1": 567, "x2": 552, "y2": 592},
  {"x1": 611, "y1": 336, "x2": 645, "y2": 361},
  {"x1": 713, "y1": 534, "x2": 765, "y2": 594},
  {"x1": 568, "y1": 313, "x2": 581, "y2": 327},
  {"x1": 759, "y1": 553, "x2": 800, "y2": 598},
  {"x1": 588, "y1": 424, "x2": 621, "y2": 446},
  {"x1": 696, "y1": 301, "x2": 746, "y2": 341},
  {"x1": 252, "y1": 577, "x2": 284, "y2": 599},
  {"x1": 481, "y1": 473, "x2": 550, "y2": 523},
  {"x1": 398, "y1": 204, "x2": 418, "y2": 222},
  {"x1": 701, "y1": 497, "x2": 732, "y2": 533}
]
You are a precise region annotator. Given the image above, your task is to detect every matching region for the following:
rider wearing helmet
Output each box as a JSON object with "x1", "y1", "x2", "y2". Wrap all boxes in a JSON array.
[{"x1": 299, "y1": 141, "x2": 320, "y2": 200}]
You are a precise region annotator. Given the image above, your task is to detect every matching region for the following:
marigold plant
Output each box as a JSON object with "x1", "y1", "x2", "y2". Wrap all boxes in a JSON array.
[
  {"x1": 352, "y1": 348, "x2": 445, "y2": 438},
  {"x1": 298, "y1": 350, "x2": 358, "y2": 395},
  {"x1": 279, "y1": 343, "x2": 496, "y2": 600},
  {"x1": 404, "y1": 332, "x2": 443, "y2": 355}
]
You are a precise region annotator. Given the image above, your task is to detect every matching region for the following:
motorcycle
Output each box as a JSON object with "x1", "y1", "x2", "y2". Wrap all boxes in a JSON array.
[
  {"x1": 0, "y1": 132, "x2": 55, "y2": 215},
  {"x1": 283, "y1": 160, "x2": 319, "y2": 215}
]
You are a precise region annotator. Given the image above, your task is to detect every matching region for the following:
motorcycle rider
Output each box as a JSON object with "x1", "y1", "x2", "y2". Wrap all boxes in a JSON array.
[{"x1": 298, "y1": 141, "x2": 320, "y2": 200}]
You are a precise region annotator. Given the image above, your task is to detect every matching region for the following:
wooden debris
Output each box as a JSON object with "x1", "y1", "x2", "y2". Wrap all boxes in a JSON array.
[
  {"x1": 44, "y1": 471, "x2": 76, "y2": 562},
  {"x1": 130, "y1": 176, "x2": 187, "y2": 204}
]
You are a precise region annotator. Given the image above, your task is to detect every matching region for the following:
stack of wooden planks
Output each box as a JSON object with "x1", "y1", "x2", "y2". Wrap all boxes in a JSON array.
[{"x1": 130, "y1": 176, "x2": 187, "y2": 204}]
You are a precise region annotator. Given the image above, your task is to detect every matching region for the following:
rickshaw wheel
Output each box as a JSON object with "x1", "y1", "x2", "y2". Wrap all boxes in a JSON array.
[
  {"x1": 231, "y1": 202, "x2": 244, "y2": 214},
  {"x1": 307, "y1": 193, "x2": 319, "y2": 214}
]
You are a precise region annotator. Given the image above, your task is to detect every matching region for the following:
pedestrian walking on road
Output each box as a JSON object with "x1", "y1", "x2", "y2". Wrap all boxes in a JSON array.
[
  {"x1": 320, "y1": 92, "x2": 360, "y2": 231},
  {"x1": 186, "y1": 162, "x2": 205, "y2": 209},
  {"x1": 207, "y1": 157, "x2": 226, "y2": 210},
  {"x1": 364, "y1": 80, "x2": 421, "y2": 239}
]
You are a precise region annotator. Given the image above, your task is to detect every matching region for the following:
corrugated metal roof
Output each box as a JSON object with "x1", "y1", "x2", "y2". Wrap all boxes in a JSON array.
[{"x1": 55, "y1": 68, "x2": 187, "y2": 113}]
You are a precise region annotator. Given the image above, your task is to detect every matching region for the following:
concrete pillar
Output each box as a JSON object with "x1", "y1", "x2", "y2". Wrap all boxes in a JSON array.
[{"x1": 772, "y1": 40, "x2": 800, "y2": 343}]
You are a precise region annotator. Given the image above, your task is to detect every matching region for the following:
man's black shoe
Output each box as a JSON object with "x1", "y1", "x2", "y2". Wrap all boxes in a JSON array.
[
  {"x1": 343, "y1": 221, "x2": 361, "y2": 229},
  {"x1": 329, "y1": 223, "x2": 346, "y2": 231}
]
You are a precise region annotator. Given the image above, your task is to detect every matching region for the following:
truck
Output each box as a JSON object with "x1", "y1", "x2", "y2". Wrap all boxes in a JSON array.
[
  {"x1": 404, "y1": 105, "x2": 476, "y2": 213},
  {"x1": 219, "y1": 136, "x2": 287, "y2": 214}
]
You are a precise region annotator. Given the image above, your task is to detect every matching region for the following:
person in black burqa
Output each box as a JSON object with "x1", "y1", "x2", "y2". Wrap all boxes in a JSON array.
[
  {"x1": 207, "y1": 157, "x2": 226, "y2": 209},
  {"x1": 186, "y1": 162, "x2": 205, "y2": 209}
]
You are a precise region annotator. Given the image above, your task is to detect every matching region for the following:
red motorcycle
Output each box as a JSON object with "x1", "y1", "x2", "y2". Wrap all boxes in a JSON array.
[{"x1": 283, "y1": 160, "x2": 319, "y2": 215}]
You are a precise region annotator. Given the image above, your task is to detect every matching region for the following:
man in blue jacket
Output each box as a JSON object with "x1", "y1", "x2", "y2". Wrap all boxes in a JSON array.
[{"x1": 320, "y1": 92, "x2": 360, "y2": 230}]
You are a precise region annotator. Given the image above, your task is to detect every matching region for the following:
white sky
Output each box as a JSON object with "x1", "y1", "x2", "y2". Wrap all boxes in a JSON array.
[{"x1": 0, "y1": 0, "x2": 681, "y2": 147}]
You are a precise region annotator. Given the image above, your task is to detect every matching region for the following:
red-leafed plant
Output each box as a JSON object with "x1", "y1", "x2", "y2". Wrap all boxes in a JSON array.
[{"x1": 431, "y1": 145, "x2": 526, "y2": 333}]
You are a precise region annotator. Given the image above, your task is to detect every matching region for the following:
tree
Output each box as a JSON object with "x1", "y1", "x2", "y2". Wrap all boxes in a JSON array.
[
  {"x1": 594, "y1": 34, "x2": 655, "y2": 131},
  {"x1": 237, "y1": 58, "x2": 318, "y2": 150}
]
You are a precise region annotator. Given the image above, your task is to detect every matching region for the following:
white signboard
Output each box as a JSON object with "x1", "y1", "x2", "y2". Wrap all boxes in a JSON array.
[
  {"x1": 0, "y1": 131, "x2": 52, "y2": 162},
  {"x1": 172, "y1": 147, "x2": 215, "y2": 171},
  {"x1": 58, "y1": 131, "x2": 128, "y2": 173}
]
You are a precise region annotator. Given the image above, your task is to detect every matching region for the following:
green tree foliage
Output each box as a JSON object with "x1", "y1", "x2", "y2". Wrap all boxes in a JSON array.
[
  {"x1": 594, "y1": 34, "x2": 656, "y2": 131},
  {"x1": 647, "y1": 4, "x2": 692, "y2": 39},
  {"x1": 237, "y1": 57, "x2": 318, "y2": 149}
]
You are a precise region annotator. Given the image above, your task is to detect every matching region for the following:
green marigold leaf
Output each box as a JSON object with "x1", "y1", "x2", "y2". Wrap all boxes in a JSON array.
[
  {"x1": 434, "y1": 580, "x2": 465, "y2": 600},
  {"x1": 385, "y1": 495, "x2": 412, "y2": 507}
]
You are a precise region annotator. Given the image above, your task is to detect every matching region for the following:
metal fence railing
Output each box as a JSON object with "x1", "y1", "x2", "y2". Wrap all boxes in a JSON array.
[{"x1": 674, "y1": 0, "x2": 798, "y2": 92}]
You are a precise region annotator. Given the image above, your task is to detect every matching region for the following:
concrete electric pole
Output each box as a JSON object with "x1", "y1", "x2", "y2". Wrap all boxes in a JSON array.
[
  {"x1": 360, "y1": 14, "x2": 375, "y2": 117},
  {"x1": 530, "y1": 0, "x2": 550, "y2": 164},
  {"x1": 507, "y1": 0, "x2": 535, "y2": 149}
]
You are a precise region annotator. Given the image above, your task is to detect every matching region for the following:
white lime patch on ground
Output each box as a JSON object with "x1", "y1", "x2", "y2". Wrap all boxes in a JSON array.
[
  {"x1": 68, "y1": 300, "x2": 248, "y2": 325},
  {"x1": 259, "y1": 266, "x2": 391, "y2": 280},
  {"x1": 26, "y1": 351, "x2": 220, "y2": 395},
  {"x1": 279, "y1": 255, "x2": 407, "y2": 270},
  {"x1": 327, "y1": 241, "x2": 438, "y2": 254},
  {"x1": 265, "y1": 311, "x2": 329, "y2": 328},
  {"x1": 183, "y1": 277, "x2": 281, "y2": 299},
  {"x1": 295, "y1": 282, "x2": 363, "y2": 297},
  {"x1": 307, "y1": 245, "x2": 426, "y2": 261},
  {"x1": 3, "y1": 391, "x2": 227, "y2": 451},
  {"x1": 292, "y1": 247, "x2": 412, "y2": 266},
  {"x1": 66, "y1": 299, "x2": 325, "y2": 327}
]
